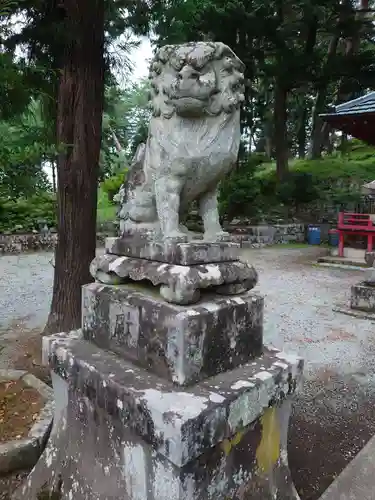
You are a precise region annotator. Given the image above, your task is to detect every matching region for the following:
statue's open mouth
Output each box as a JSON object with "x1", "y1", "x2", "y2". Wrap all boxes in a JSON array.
[
  {"x1": 169, "y1": 96, "x2": 206, "y2": 105},
  {"x1": 168, "y1": 96, "x2": 208, "y2": 116}
]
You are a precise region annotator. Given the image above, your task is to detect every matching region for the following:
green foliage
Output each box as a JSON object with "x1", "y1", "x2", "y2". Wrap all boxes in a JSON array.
[
  {"x1": 0, "y1": 98, "x2": 57, "y2": 198},
  {"x1": 0, "y1": 54, "x2": 32, "y2": 120},
  {"x1": 101, "y1": 81, "x2": 150, "y2": 178},
  {"x1": 0, "y1": 193, "x2": 57, "y2": 233},
  {"x1": 219, "y1": 154, "x2": 268, "y2": 221},
  {"x1": 97, "y1": 187, "x2": 117, "y2": 223},
  {"x1": 218, "y1": 141, "x2": 375, "y2": 222},
  {"x1": 276, "y1": 172, "x2": 318, "y2": 208},
  {"x1": 101, "y1": 170, "x2": 126, "y2": 202}
]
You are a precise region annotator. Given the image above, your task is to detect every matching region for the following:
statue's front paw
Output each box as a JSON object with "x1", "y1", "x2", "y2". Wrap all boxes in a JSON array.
[{"x1": 204, "y1": 231, "x2": 231, "y2": 242}]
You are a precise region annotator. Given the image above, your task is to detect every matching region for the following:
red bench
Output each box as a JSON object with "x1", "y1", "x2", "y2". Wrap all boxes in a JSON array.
[{"x1": 337, "y1": 212, "x2": 375, "y2": 257}]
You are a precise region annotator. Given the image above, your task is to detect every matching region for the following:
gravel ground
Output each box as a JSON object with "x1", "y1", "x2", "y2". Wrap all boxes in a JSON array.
[
  {"x1": 243, "y1": 246, "x2": 375, "y2": 499},
  {"x1": 1, "y1": 246, "x2": 375, "y2": 499}
]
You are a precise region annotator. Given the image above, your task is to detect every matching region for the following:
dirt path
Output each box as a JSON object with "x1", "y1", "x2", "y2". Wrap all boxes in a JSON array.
[{"x1": 1, "y1": 247, "x2": 375, "y2": 498}]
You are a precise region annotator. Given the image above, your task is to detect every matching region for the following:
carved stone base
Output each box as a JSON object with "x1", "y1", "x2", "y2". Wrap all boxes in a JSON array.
[
  {"x1": 90, "y1": 253, "x2": 258, "y2": 305},
  {"x1": 106, "y1": 236, "x2": 240, "y2": 265},
  {"x1": 13, "y1": 332, "x2": 303, "y2": 500},
  {"x1": 350, "y1": 281, "x2": 375, "y2": 312},
  {"x1": 82, "y1": 283, "x2": 264, "y2": 386}
]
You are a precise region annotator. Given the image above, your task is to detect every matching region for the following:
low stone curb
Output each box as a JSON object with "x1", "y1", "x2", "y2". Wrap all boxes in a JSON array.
[
  {"x1": 0, "y1": 369, "x2": 54, "y2": 475},
  {"x1": 333, "y1": 305, "x2": 375, "y2": 322},
  {"x1": 316, "y1": 262, "x2": 367, "y2": 272},
  {"x1": 318, "y1": 434, "x2": 375, "y2": 500}
]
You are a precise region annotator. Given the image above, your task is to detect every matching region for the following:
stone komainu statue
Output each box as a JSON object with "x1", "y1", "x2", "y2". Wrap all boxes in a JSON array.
[{"x1": 118, "y1": 41, "x2": 245, "y2": 242}]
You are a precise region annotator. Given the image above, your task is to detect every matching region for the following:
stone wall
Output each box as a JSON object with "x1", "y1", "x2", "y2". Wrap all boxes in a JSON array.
[
  {"x1": 0, "y1": 232, "x2": 108, "y2": 255},
  {"x1": 0, "y1": 224, "x2": 306, "y2": 255},
  {"x1": 228, "y1": 223, "x2": 306, "y2": 248}
]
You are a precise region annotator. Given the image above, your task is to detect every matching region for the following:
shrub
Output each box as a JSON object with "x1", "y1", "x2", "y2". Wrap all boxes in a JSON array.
[
  {"x1": 276, "y1": 172, "x2": 319, "y2": 208},
  {"x1": 0, "y1": 193, "x2": 57, "y2": 233},
  {"x1": 219, "y1": 154, "x2": 266, "y2": 221},
  {"x1": 101, "y1": 170, "x2": 126, "y2": 203}
]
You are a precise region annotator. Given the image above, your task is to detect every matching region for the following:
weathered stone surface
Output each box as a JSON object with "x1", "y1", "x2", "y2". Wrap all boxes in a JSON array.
[
  {"x1": 82, "y1": 283, "x2": 264, "y2": 386},
  {"x1": 351, "y1": 282, "x2": 375, "y2": 312},
  {"x1": 106, "y1": 236, "x2": 240, "y2": 265},
  {"x1": 118, "y1": 42, "x2": 245, "y2": 242},
  {"x1": 364, "y1": 251, "x2": 375, "y2": 284},
  {"x1": 14, "y1": 331, "x2": 302, "y2": 500},
  {"x1": 365, "y1": 251, "x2": 375, "y2": 267},
  {"x1": 90, "y1": 254, "x2": 258, "y2": 305}
]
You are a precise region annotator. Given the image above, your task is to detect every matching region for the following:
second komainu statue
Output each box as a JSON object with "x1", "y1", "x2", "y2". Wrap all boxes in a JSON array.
[{"x1": 117, "y1": 41, "x2": 245, "y2": 242}]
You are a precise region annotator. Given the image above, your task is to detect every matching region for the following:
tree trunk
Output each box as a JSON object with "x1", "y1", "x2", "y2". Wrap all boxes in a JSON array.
[
  {"x1": 110, "y1": 126, "x2": 124, "y2": 153},
  {"x1": 325, "y1": 126, "x2": 335, "y2": 155},
  {"x1": 335, "y1": 0, "x2": 368, "y2": 105},
  {"x1": 340, "y1": 132, "x2": 349, "y2": 155},
  {"x1": 297, "y1": 103, "x2": 307, "y2": 159},
  {"x1": 309, "y1": 34, "x2": 340, "y2": 159},
  {"x1": 51, "y1": 161, "x2": 57, "y2": 193},
  {"x1": 273, "y1": 80, "x2": 289, "y2": 181},
  {"x1": 44, "y1": 0, "x2": 105, "y2": 334},
  {"x1": 297, "y1": 13, "x2": 318, "y2": 159}
]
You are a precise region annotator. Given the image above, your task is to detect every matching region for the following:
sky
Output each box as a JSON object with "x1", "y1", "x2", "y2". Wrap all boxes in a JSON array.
[{"x1": 127, "y1": 37, "x2": 153, "y2": 82}]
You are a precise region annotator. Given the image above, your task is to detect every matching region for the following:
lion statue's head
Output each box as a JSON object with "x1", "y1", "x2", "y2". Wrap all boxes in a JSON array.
[{"x1": 149, "y1": 42, "x2": 245, "y2": 119}]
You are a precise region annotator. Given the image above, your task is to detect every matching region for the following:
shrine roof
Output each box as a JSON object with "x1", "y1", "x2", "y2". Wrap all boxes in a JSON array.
[
  {"x1": 320, "y1": 92, "x2": 375, "y2": 145},
  {"x1": 321, "y1": 92, "x2": 375, "y2": 118}
]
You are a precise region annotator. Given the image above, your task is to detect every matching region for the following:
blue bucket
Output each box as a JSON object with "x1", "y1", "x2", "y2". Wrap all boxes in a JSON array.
[
  {"x1": 329, "y1": 229, "x2": 339, "y2": 247},
  {"x1": 307, "y1": 225, "x2": 321, "y2": 245}
]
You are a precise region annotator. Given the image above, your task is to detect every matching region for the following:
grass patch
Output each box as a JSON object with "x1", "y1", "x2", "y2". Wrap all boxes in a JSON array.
[
  {"x1": 268, "y1": 242, "x2": 310, "y2": 249},
  {"x1": 257, "y1": 142, "x2": 375, "y2": 184}
]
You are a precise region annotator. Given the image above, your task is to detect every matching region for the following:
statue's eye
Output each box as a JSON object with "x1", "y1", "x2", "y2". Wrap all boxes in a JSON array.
[{"x1": 223, "y1": 57, "x2": 233, "y2": 71}]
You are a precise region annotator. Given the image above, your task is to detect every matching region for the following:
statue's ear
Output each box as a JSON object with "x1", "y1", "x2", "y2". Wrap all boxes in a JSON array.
[{"x1": 214, "y1": 43, "x2": 245, "y2": 74}]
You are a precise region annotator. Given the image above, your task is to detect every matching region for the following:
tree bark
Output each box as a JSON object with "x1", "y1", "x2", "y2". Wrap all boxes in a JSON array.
[
  {"x1": 273, "y1": 80, "x2": 289, "y2": 181},
  {"x1": 51, "y1": 161, "x2": 57, "y2": 193},
  {"x1": 335, "y1": 0, "x2": 369, "y2": 105},
  {"x1": 297, "y1": 102, "x2": 307, "y2": 159},
  {"x1": 297, "y1": 13, "x2": 318, "y2": 159},
  {"x1": 309, "y1": 34, "x2": 340, "y2": 159},
  {"x1": 44, "y1": 0, "x2": 105, "y2": 334},
  {"x1": 110, "y1": 126, "x2": 124, "y2": 153}
]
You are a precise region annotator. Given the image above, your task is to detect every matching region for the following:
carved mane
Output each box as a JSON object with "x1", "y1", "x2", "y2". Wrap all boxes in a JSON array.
[{"x1": 149, "y1": 42, "x2": 245, "y2": 119}]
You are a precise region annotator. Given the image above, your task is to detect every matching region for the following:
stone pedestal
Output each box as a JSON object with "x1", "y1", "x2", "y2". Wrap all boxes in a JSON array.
[
  {"x1": 348, "y1": 251, "x2": 375, "y2": 313},
  {"x1": 332, "y1": 251, "x2": 375, "y2": 318},
  {"x1": 82, "y1": 283, "x2": 263, "y2": 385},
  {"x1": 350, "y1": 282, "x2": 375, "y2": 312},
  {"x1": 14, "y1": 251, "x2": 303, "y2": 499},
  {"x1": 14, "y1": 330, "x2": 303, "y2": 500},
  {"x1": 13, "y1": 233, "x2": 304, "y2": 500}
]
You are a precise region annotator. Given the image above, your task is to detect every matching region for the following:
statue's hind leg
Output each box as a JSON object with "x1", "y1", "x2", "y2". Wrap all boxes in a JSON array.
[{"x1": 199, "y1": 189, "x2": 230, "y2": 242}]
